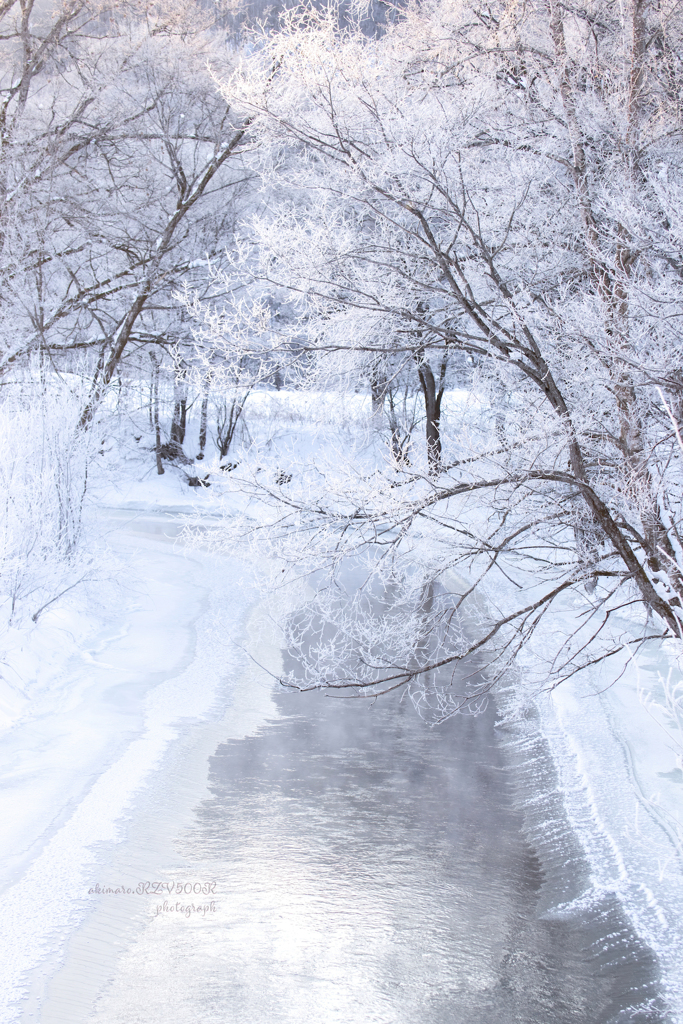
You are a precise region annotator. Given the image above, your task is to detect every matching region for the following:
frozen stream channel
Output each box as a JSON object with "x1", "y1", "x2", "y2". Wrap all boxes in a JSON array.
[{"x1": 0, "y1": 511, "x2": 671, "y2": 1022}]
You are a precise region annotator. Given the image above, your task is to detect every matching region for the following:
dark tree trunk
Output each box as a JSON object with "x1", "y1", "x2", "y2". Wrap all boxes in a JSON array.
[
  {"x1": 370, "y1": 371, "x2": 387, "y2": 420},
  {"x1": 216, "y1": 394, "x2": 248, "y2": 459},
  {"x1": 149, "y1": 351, "x2": 164, "y2": 476},
  {"x1": 386, "y1": 385, "x2": 414, "y2": 466},
  {"x1": 198, "y1": 394, "x2": 209, "y2": 457},
  {"x1": 665, "y1": 369, "x2": 683, "y2": 439},
  {"x1": 169, "y1": 371, "x2": 188, "y2": 455},
  {"x1": 415, "y1": 353, "x2": 443, "y2": 474}
]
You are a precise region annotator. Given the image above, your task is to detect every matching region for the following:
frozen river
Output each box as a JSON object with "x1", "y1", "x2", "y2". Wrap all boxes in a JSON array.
[{"x1": 0, "y1": 512, "x2": 671, "y2": 1022}]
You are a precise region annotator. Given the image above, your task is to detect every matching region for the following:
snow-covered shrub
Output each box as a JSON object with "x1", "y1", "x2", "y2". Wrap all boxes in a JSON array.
[{"x1": 0, "y1": 372, "x2": 95, "y2": 627}]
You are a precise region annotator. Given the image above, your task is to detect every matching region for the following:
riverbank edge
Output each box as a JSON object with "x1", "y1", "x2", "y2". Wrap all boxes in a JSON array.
[
  {"x1": 499, "y1": 655, "x2": 683, "y2": 1022},
  {"x1": 434, "y1": 562, "x2": 682, "y2": 1021}
]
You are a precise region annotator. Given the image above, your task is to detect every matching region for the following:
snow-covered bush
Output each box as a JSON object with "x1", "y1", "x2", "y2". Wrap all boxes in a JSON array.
[{"x1": 0, "y1": 373, "x2": 95, "y2": 628}]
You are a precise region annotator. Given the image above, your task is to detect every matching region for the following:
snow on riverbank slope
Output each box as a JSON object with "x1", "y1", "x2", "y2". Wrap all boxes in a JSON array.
[
  {"x1": 0, "y1": 494, "x2": 265, "y2": 1022},
  {"x1": 531, "y1": 646, "x2": 683, "y2": 1020}
]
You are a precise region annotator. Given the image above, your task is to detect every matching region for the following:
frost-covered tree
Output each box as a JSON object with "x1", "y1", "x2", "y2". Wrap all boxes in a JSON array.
[
  {"x1": 0, "y1": 1, "x2": 259, "y2": 435},
  {"x1": 192, "y1": 0, "x2": 683, "y2": 715},
  {"x1": 0, "y1": 0, "x2": 262, "y2": 626}
]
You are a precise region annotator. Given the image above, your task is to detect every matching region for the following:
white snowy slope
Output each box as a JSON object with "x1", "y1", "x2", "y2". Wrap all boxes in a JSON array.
[
  {"x1": 534, "y1": 644, "x2": 683, "y2": 1020},
  {"x1": 0, "y1": 492, "x2": 275, "y2": 1023}
]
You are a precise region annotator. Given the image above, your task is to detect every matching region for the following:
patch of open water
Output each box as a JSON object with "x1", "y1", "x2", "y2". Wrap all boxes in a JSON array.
[{"x1": 80, "y1": 683, "x2": 667, "y2": 1023}]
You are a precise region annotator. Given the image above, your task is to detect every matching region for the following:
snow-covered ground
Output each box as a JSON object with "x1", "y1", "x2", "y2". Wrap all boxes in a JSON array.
[
  {"x1": 0, "y1": 457, "x2": 286, "y2": 1021},
  {"x1": 533, "y1": 646, "x2": 683, "y2": 1018}
]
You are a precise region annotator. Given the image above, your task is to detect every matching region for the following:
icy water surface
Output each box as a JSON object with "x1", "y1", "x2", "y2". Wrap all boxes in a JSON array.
[{"x1": 77, "y1": 684, "x2": 667, "y2": 1024}]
